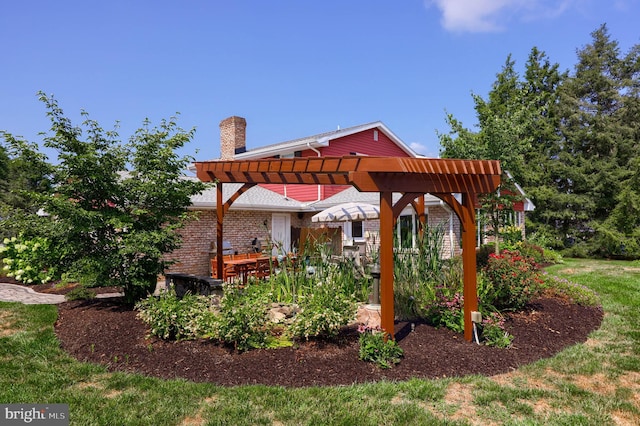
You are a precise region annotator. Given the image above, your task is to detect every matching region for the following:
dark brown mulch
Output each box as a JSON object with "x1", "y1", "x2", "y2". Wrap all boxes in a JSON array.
[{"x1": 53, "y1": 296, "x2": 603, "y2": 387}]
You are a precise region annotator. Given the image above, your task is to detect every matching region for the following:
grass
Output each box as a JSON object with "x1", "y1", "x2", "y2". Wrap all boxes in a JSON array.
[{"x1": 1, "y1": 258, "x2": 639, "y2": 425}]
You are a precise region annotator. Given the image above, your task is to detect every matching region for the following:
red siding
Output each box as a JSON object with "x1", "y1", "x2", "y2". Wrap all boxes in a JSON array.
[
  {"x1": 320, "y1": 129, "x2": 409, "y2": 157},
  {"x1": 261, "y1": 183, "x2": 286, "y2": 196},
  {"x1": 258, "y1": 128, "x2": 411, "y2": 202}
]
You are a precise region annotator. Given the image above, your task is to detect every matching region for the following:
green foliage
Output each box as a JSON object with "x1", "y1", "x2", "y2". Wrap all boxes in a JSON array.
[
  {"x1": 481, "y1": 249, "x2": 544, "y2": 310},
  {"x1": 476, "y1": 243, "x2": 497, "y2": 268},
  {"x1": 438, "y1": 25, "x2": 640, "y2": 259},
  {"x1": 509, "y1": 240, "x2": 563, "y2": 265},
  {"x1": 64, "y1": 287, "x2": 96, "y2": 301},
  {"x1": 2, "y1": 255, "x2": 638, "y2": 426},
  {"x1": 0, "y1": 236, "x2": 56, "y2": 284},
  {"x1": 540, "y1": 273, "x2": 601, "y2": 307},
  {"x1": 393, "y1": 222, "x2": 446, "y2": 320},
  {"x1": 136, "y1": 286, "x2": 215, "y2": 341},
  {"x1": 0, "y1": 135, "x2": 54, "y2": 239},
  {"x1": 211, "y1": 283, "x2": 272, "y2": 351},
  {"x1": 358, "y1": 325, "x2": 404, "y2": 368},
  {"x1": 1, "y1": 94, "x2": 206, "y2": 303},
  {"x1": 289, "y1": 280, "x2": 357, "y2": 340},
  {"x1": 425, "y1": 286, "x2": 465, "y2": 333},
  {"x1": 480, "y1": 312, "x2": 513, "y2": 348}
]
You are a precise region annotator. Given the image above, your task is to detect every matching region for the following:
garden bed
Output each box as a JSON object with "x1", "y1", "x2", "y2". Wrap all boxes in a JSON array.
[{"x1": 54, "y1": 296, "x2": 602, "y2": 387}]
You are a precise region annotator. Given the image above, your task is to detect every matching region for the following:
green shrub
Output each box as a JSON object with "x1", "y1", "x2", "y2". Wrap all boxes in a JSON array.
[
  {"x1": 476, "y1": 243, "x2": 497, "y2": 268},
  {"x1": 540, "y1": 273, "x2": 601, "y2": 306},
  {"x1": 480, "y1": 312, "x2": 513, "y2": 348},
  {"x1": 510, "y1": 240, "x2": 563, "y2": 265},
  {"x1": 289, "y1": 281, "x2": 357, "y2": 340},
  {"x1": 500, "y1": 224, "x2": 524, "y2": 247},
  {"x1": 482, "y1": 250, "x2": 544, "y2": 310},
  {"x1": 65, "y1": 287, "x2": 96, "y2": 301},
  {"x1": 136, "y1": 286, "x2": 214, "y2": 341},
  {"x1": 211, "y1": 283, "x2": 271, "y2": 351},
  {"x1": 358, "y1": 325, "x2": 404, "y2": 368},
  {"x1": 423, "y1": 286, "x2": 465, "y2": 333}
]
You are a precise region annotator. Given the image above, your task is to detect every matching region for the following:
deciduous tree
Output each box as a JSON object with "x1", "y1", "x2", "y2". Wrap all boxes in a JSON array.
[{"x1": 1, "y1": 93, "x2": 206, "y2": 302}]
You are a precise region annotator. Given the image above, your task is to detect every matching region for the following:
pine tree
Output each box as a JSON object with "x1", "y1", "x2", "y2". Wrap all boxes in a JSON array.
[{"x1": 557, "y1": 24, "x2": 640, "y2": 256}]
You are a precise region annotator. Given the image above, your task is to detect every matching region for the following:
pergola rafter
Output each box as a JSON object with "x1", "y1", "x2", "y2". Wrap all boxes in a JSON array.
[{"x1": 195, "y1": 156, "x2": 501, "y2": 341}]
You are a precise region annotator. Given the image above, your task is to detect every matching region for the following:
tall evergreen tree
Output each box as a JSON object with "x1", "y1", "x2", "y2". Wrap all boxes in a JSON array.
[
  {"x1": 557, "y1": 24, "x2": 640, "y2": 256},
  {"x1": 518, "y1": 48, "x2": 568, "y2": 247}
]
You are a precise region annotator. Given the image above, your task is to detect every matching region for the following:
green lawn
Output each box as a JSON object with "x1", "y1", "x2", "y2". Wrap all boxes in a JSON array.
[{"x1": 1, "y1": 258, "x2": 639, "y2": 425}]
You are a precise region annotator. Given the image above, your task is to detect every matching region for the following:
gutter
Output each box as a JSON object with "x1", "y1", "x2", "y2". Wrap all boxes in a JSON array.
[{"x1": 306, "y1": 138, "x2": 326, "y2": 203}]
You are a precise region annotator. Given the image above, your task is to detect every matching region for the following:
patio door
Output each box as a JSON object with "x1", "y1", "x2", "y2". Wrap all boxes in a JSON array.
[{"x1": 271, "y1": 213, "x2": 291, "y2": 256}]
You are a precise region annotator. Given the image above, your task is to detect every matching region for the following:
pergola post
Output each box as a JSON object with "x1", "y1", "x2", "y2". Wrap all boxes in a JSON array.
[
  {"x1": 379, "y1": 191, "x2": 395, "y2": 339},
  {"x1": 461, "y1": 192, "x2": 479, "y2": 342},
  {"x1": 215, "y1": 182, "x2": 224, "y2": 279}
]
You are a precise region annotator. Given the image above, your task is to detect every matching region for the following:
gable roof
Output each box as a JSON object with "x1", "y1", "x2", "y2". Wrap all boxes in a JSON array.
[
  {"x1": 233, "y1": 121, "x2": 420, "y2": 160},
  {"x1": 504, "y1": 171, "x2": 535, "y2": 212},
  {"x1": 189, "y1": 181, "x2": 312, "y2": 212}
]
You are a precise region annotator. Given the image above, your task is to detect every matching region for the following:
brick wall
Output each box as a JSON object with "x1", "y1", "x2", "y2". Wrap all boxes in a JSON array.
[
  {"x1": 166, "y1": 209, "x2": 284, "y2": 276},
  {"x1": 165, "y1": 205, "x2": 466, "y2": 277}
]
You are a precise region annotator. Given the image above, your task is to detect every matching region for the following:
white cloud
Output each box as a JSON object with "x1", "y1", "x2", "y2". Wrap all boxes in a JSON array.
[
  {"x1": 425, "y1": 0, "x2": 576, "y2": 33},
  {"x1": 410, "y1": 141, "x2": 438, "y2": 157}
]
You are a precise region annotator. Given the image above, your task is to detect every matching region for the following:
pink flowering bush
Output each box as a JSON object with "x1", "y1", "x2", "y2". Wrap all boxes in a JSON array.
[
  {"x1": 480, "y1": 312, "x2": 513, "y2": 348},
  {"x1": 482, "y1": 250, "x2": 544, "y2": 310},
  {"x1": 424, "y1": 286, "x2": 465, "y2": 334}
]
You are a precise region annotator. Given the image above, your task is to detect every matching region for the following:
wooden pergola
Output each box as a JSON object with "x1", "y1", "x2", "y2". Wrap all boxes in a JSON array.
[{"x1": 194, "y1": 156, "x2": 501, "y2": 341}]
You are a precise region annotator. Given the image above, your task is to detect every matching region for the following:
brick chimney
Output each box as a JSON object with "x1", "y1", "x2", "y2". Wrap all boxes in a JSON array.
[{"x1": 220, "y1": 116, "x2": 246, "y2": 160}]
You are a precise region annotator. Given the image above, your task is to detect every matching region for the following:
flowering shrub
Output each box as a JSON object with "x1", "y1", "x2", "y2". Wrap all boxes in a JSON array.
[
  {"x1": 136, "y1": 286, "x2": 214, "y2": 340},
  {"x1": 540, "y1": 272, "x2": 600, "y2": 306},
  {"x1": 1, "y1": 236, "x2": 56, "y2": 284},
  {"x1": 482, "y1": 250, "x2": 544, "y2": 310},
  {"x1": 510, "y1": 240, "x2": 563, "y2": 265},
  {"x1": 289, "y1": 281, "x2": 357, "y2": 340},
  {"x1": 480, "y1": 312, "x2": 513, "y2": 348},
  {"x1": 423, "y1": 286, "x2": 465, "y2": 334},
  {"x1": 358, "y1": 325, "x2": 403, "y2": 368},
  {"x1": 500, "y1": 224, "x2": 524, "y2": 246},
  {"x1": 211, "y1": 283, "x2": 271, "y2": 351}
]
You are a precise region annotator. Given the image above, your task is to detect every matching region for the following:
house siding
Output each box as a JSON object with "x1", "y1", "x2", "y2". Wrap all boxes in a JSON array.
[
  {"x1": 321, "y1": 130, "x2": 409, "y2": 157},
  {"x1": 256, "y1": 128, "x2": 409, "y2": 202}
]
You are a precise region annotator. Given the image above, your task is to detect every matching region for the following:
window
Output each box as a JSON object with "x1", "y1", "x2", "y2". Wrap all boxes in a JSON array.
[
  {"x1": 396, "y1": 214, "x2": 417, "y2": 249},
  {"x1": 351, "y1": 220, "x2": 363, "y2": 238}
]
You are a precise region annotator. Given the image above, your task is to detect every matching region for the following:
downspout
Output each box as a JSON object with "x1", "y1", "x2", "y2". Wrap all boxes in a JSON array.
[{"x1": 307, "y1": 141, "x2": 322, "y2": 203}]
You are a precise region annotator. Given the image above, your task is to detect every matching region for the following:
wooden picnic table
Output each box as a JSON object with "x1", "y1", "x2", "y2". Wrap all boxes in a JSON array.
[{"x1": 223, "y1": 255, "x2": 274, "y2": 284}]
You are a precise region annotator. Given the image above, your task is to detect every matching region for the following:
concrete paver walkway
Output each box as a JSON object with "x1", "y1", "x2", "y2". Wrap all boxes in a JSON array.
[
  {"x1": 0, "y1": 283, "x2": 66, "y2": 304},
  {"x1": 0, "y1": 282, "x2": 123, "y2": 304}
]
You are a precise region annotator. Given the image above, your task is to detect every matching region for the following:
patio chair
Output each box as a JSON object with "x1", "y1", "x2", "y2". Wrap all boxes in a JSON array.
[{"x1": 252, "y1": 257, "x2": 272, "y2": 279}]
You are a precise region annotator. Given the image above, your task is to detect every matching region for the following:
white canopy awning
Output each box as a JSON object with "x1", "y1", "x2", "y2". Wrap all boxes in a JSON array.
[{"x1": 311, "y1": 202, "x2": 380, "y2": 223}]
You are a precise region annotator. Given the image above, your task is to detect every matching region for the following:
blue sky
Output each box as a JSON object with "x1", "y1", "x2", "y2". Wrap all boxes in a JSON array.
[{"x1": 1, "y1": 0, "x2": 639, "y2": 162}]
